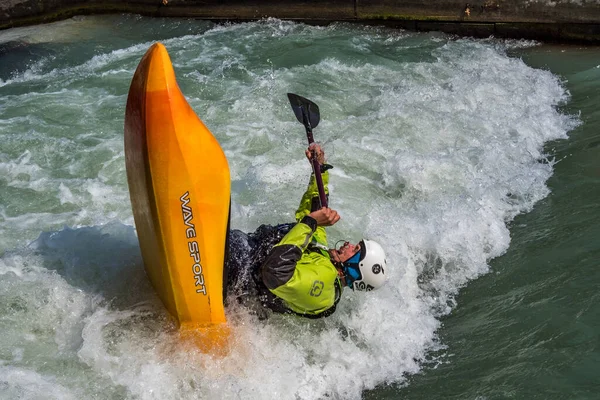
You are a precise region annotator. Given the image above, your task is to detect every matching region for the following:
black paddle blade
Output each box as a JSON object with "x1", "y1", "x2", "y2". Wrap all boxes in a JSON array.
[{"x1": 287, "y1": 93, "x2": 320, "y2": 130}]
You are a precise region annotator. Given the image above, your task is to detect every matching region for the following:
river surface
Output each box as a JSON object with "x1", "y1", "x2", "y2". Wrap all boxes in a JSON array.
[{"x1": 0, "y1": 15, "x2": 598, "y2": 400}]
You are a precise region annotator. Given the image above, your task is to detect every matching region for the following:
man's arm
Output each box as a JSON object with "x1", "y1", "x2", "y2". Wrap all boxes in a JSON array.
[
  {"x1": 261, "y1": 215, "x2": 318, "y2": 290},
  {"x1": 261, "y1": 204, "x2": 340, "y2": 290},
  {"x1": 294, "y1": 171, "x2": 330, "y2": 221},
  {"x1": 295, "y1": 144, "x2": 333, "y2": 245}
]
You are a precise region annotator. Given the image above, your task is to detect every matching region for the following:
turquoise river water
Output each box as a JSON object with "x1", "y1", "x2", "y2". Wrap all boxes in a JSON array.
[{"x1": 0, "y1": 15, "x2": 598, "y2": 400}]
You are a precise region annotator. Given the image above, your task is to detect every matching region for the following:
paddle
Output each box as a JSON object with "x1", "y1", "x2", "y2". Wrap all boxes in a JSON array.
[{"x1": 287, "y1": 93, "x2": 328, "y2": 209}]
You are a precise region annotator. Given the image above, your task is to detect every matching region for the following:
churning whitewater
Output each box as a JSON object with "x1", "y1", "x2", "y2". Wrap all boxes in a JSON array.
[{"x1": 0, "y1": 16, "x2": 577, "y2": 400}]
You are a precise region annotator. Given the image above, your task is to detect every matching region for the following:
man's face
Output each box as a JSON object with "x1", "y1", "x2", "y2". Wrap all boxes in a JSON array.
[{"x1": 333, "y1": 241, "x2": 361, "y2": 263}]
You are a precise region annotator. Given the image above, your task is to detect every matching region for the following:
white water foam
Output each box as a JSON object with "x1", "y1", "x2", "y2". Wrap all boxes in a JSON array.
[{"x1": 0, "y1": 18, "x2": 578, "y2": 400}]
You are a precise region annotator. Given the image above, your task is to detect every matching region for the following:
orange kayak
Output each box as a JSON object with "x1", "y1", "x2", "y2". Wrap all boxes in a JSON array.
[{"x1": 124, "y1": 43, "x2": 230, "y2": 344}]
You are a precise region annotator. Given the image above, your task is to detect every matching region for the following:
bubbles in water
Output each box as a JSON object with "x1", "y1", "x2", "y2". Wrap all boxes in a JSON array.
[{"x1": 0, "y1": 16, "x2": 577, "y2": 399}]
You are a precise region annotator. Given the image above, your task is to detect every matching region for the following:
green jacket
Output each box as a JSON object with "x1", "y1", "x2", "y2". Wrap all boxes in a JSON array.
[{"x1": 260, "y1": 170, "x2": 343, "y2": 317}]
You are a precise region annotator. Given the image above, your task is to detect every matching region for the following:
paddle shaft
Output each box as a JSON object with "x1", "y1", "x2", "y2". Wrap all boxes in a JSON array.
[
  {"x1": 287, "y1": 93, "x2": 328, "y2": 209},
  {"x1": 303, "y1": 120, "x2": 328, "y2": 209}
]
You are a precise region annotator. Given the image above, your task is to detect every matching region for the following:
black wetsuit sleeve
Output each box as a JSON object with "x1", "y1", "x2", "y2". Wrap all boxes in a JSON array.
[
  {"x1": 261, "y1": 245, "x2": 302, "y2": 289},
  {"x1": 260, "y1": 217, "x2": 317, "y2": 290}
]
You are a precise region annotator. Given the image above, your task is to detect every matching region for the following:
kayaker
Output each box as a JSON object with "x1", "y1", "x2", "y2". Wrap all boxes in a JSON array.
[{"x1": 227, "y1": 143, "x2": 387, "y2": 318}]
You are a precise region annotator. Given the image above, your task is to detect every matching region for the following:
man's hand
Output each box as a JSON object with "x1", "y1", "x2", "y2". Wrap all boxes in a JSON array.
[
  {"x1": 305, "y1": 143, "x2": 325, "y2": 165},
  {"x1": 308, "y1": 207, "x2": 340, "y2": 227}
]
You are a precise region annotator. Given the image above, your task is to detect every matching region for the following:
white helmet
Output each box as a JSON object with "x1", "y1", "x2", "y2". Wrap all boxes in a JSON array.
[{"x1": 343, "y1": 239, "x2": 387, "y2": 291}]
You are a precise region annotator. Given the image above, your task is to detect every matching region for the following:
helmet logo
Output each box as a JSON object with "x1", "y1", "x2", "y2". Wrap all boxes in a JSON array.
[{"x1": 372, "y1": 264, "x2": 382, "y2": 274}]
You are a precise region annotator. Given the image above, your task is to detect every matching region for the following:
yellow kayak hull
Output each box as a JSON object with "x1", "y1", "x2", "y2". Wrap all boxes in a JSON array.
[{"x1": 124, "y1": 43, "x2": 230, "y2": 337}]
